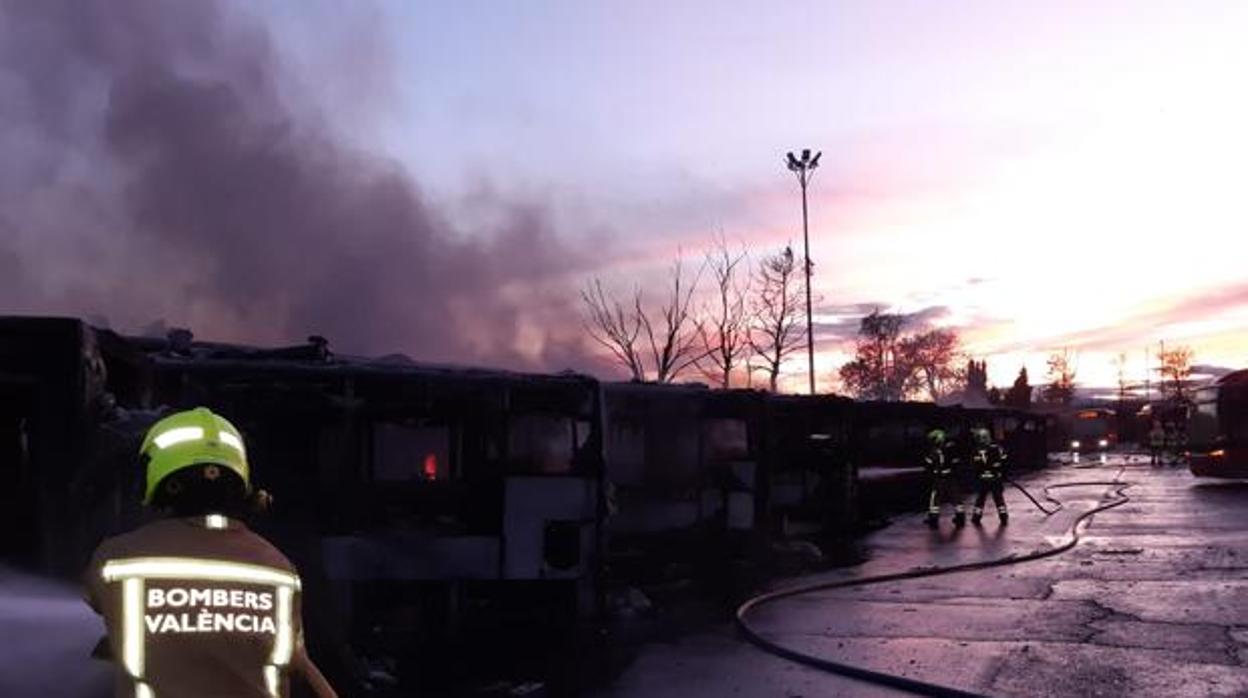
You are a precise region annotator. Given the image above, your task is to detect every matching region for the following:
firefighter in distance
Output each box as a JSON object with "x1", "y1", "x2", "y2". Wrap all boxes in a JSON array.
[
  {"x1": 969, "y1": 427, "x2": 1009, "y2": 525},
  {"x1": 924, "y1": 428, "x2": 967, "y2": 528}
]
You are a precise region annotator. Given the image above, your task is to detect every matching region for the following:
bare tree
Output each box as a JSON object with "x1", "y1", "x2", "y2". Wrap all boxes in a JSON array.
[
  {"x1": 698, "y1": 237, "x2": 752, "y2": 388},
  {"x1": 582, "y1": 257, "x2": 710, "y2": 383},
  {"x1": 581, "y1": 279, "x2": 645, "y2": 381},
  {"x1": 1158, "y1": 344, "x2": 1194, "y2": 403},
  {"x1": 642, "y1": 256, "x2": 709, "y2": 383},
  {"x1": 1042, "y1": 348, "x2": 1077, "y2": 405},
  {"x1": 749, "y1": 246, "x2": 806, "y2": 392}
]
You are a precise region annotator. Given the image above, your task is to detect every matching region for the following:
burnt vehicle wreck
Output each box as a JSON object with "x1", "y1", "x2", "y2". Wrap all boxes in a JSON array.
[{"x1": 0, "y1": 315, "x2": 1046, "y2": 695}]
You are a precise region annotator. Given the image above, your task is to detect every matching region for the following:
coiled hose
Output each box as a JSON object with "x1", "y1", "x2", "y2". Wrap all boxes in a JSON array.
[{"x1": 736, "y1": 466, "x2": 1132, "y2": 697}]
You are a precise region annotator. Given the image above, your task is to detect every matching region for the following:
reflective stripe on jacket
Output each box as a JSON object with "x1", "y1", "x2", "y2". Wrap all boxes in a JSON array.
[
  {"x1": 924, "y1": 448, "x2": 954, "y2": 478},
  {"x1": 971, "y1": 444, "x2": 1007, "y2": 481},
  {"x1": 85, "y1": 516, "x2": 337, "y2": 698}
]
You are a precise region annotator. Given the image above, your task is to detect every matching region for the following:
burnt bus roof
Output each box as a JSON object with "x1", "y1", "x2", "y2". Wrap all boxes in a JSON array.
[
  {"x1": 603, "y1": 381, "x2": 769, "y2": 419},
  {"x1": 765, "y1": 393, "x2": 857, "y2": 418},
  {"x1": 823, "y1": 399, "x2": 1033, "y2": 423},
  {"x1": 1217, "y1": 369, "x2": 1248, "y2": 386},
  {"x1": 122, "y1": 331, "x2": 602, "y2": 417},
  {"x1": 603, "y1": 380, "x2": 767, "y2": 395},
  {"x1": 603, "y1": 381, "x2": 767, "y2": 401},
  {"x1": 0, "y1": 317, "x2": 592, "y2": 389},
  {"x1": 132, "y1": 336, "x2": 597, "y2": 387},
  {"x1": 767, "y1": 393, "x2": 856, "y2": 406}
]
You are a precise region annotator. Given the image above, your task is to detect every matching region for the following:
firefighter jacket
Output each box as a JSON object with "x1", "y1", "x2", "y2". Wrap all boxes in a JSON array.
[
  {"x1": 85, "y1": 515, "x2": 337, "y2": 698},
  {"x1": 924, "y1": 446, "x2": 954, "y2": 479},
  {"x1": 942, "y1": 439, "x2": 967, "y2": 476},
  {"x1": 970, "y1": 443, "x2": 1008, "y2": 482}
]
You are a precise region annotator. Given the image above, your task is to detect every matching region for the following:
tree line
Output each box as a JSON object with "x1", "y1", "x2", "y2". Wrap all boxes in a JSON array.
[{"x1": 582, "y1": 238, "x2": 1199, "y2": 406}]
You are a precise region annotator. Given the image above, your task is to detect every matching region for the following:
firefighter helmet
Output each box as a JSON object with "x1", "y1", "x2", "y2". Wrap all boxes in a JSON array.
[
  {"x1": 972, "y1": 427, "x2": 992, "y2": 445},
  {"x1": 140, "y1": 407, "x2": 250, "y2": 504},
  {"x1": 927, "y1": 429, "x2": 946, "y2": 445}
]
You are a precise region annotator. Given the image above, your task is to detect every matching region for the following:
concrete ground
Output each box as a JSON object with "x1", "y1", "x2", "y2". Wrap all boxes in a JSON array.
[{"x1": 597, "y1": 454, "x2": 1248, "y2": 697}]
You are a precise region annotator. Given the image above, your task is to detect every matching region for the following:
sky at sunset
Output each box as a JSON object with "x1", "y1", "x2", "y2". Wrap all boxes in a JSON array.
[{"x1": 4, "y1": 1, "x2": 1248, "y2": 393}]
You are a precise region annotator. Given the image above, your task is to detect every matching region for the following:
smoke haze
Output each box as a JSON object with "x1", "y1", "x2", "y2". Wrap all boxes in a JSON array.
[{"x1": 0, "y1": 0, "x2": 602, "y2": 372}]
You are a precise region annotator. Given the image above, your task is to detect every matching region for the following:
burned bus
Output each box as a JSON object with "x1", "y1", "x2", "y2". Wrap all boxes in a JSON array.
[
  {"x1": 760, "y1": 397, "x2": 1046, "y2": 537},
  {"x1": 849, "y1": 402, "x2": 1045, "y2": 514},
  {"x1": 0, "y1": 315, "x2": 1051, "y2": 693},
  {"x1": 762, "y1": 394, "x2": 857, "y2": 538},
  {"x1": 0, "y1": 317, "x2": 607, "y2": 695},
  {"x1": 602, "y1": 383, "x2": 765, "y2": 601}
]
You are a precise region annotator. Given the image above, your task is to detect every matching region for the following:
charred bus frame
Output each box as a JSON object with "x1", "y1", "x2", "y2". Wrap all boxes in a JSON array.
[
  {"x1": 0, "y1": 318, "x2": 608, "y2": 694},
  {"x1": 0, "y1": 316, "x2": 1049, "y2": 693},
  {"x1": 602, "y1": 382, "x2": 766, "y2": 599},
  {"x1": 140, "y1": 341, "x2": 608, "y2": 693}
]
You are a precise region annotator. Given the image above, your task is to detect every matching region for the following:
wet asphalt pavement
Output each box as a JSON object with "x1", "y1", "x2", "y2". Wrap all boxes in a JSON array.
[
  {"x1": 0, "y1": 568, "x2": 112, "y2": 697},
  {"x1": 598, "y1": 454, "x2": 1248, "y2": 698}
]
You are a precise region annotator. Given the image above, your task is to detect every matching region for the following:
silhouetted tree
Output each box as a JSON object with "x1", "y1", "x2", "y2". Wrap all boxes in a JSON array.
[
  {"x1": 582, "y1": 256, "x2": 710, "y2": 383},
  {"x1": 641, "y1": 257, "x2": 710, "y2": 383},
  {"x1": 1043, "y1": 349, "x2": 1077, "y2": 405},
  {"x1": 748, "y1": 245, "x2": 805, "y2": 392},
  {"x1": 900, "y1": 329, "x2": 965, "y2": 401},
  {"x1": 698, "y1": 236, "x2": 751, "y2": 388},
  {"x1": 1004, "y1": 367, "x2": 1032, "y2": 409},
  {"x1": 839, "y1": 310, "x2": 908, "y2": 400},
  {"x1": 1158, "y1": 344, "x2": 1194, "y2": 404},
  {"x1": 840, "y1": 312, "x2": 965, "y2": 401},
  {"x1": 581, "y1": 279, "x2": 645, "y2": 381}
]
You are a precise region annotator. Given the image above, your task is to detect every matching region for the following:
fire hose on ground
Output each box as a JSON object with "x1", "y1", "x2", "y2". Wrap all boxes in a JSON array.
[{"x1": 736, "y1": 465, "x2": 1133, "y2": 697}]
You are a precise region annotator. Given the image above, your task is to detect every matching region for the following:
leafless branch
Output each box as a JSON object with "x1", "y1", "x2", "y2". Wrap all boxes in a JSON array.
[
  {"x1": 698, "y1": 235, "x2": 752, "y2": 388},
  {"x1": 580, "y1": 278, "x2": 645, "y2": 381},
  {"x1": 748, "y1": 245, "x2": 806, "y2": 391},
  {"x1": 639, "y1": 255, "x2": 711, "y2": 383}
]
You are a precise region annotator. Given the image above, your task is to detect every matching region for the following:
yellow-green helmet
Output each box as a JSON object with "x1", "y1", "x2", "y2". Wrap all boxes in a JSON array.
[
  {"x1": 139, "y1": 407, "x2": 249, "y2": 504},
  {"x1": 927, "y1": 429, "x2": 946, "y2": 445}
]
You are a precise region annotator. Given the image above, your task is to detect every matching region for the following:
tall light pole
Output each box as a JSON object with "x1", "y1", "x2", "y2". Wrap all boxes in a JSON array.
[{"x1": 786, "y1": 148, "x2": 821, "y2": 395}]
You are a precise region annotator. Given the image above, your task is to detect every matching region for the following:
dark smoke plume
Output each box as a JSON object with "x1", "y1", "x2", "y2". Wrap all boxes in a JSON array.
[{"x1": 0, "y1": 0, "x2": 604, "y2": 372}]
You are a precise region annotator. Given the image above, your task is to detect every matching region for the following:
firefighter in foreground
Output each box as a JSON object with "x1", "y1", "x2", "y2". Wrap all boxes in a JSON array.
[
  {"x1": 969, "y1": 427, "x2": 1008, "y2": 525},
  {"x1": 85, "y1": 407, "x2": 338, "y2": 698},
  {"x1": 923, "y1": 428, "x2": 966, "y2": 528}
]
